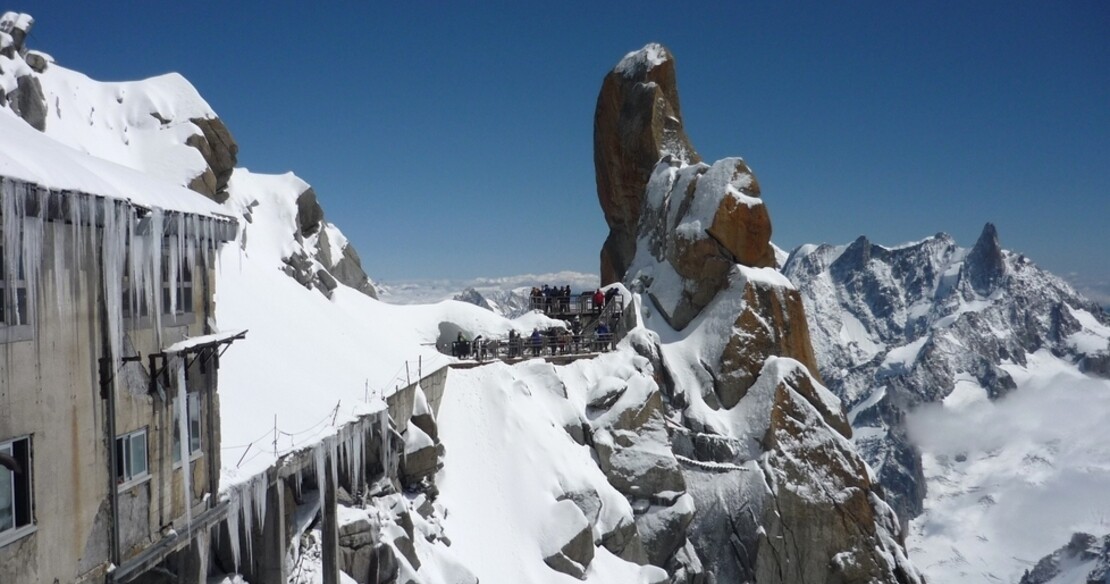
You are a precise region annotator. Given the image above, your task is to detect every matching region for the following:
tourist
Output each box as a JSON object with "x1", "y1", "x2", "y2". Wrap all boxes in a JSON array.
[
  {"x1": 595, "y1": 322, "x2": 611, "y2": 352},
  {"x1": 531, "y1": 328, "x2": 542, "y2": 356}
]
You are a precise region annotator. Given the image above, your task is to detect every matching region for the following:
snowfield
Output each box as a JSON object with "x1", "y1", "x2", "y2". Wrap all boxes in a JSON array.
[{"x1": 906, "y1": 350, "x2": 1110, "y2": 583}]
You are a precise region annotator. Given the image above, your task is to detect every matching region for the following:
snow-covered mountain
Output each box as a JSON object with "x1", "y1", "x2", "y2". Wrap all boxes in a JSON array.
[
  {"x1": 782, "y1": 225, "x2": 1110, "y2": 583},
  {"x1": 12, "y1": 11, "x2": 1107, "y2": 583}
]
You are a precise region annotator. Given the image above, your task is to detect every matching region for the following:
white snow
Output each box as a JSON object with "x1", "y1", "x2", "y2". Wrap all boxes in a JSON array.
[
  {"x1": 907, "y1": 351, "x2": 1110, "y2": 584},
  {"x1": 0, "y1": 112, "x2": 231, "y2": 219},
  {"x1": 436, "y1": 358, "x2": 667, "y2": 583},
  {"x1": 880, "y1": 337, "x2": 928, "y2": 372},
  {"x1": 615, "y1": 43, "x2": 668, "y2": 76}
]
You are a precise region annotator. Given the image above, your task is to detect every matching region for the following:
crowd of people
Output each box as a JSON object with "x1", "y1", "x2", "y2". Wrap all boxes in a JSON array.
[
  {"x1": 529, "y1": 285, "x2": 621, "y2": 316},
  {"x1": 452, "y1": 323, "x2": 614, "y2": 360},
  {"x1": 449, "y1": 284, "x2": 625, "y2": 362}
]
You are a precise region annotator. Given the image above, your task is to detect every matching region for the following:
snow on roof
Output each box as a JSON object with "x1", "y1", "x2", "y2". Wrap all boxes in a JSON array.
[
  {"x1": 162, "y1": 329, "x2": 247, "y2": 355},
  {"x1": 0, "y1": 111, "x2": 233, "y2": 220}
]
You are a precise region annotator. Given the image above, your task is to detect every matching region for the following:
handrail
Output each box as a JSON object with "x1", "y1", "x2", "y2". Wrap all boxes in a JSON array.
[{"x1": 452, "y1": 294, "x2": 625, "y2": 363}]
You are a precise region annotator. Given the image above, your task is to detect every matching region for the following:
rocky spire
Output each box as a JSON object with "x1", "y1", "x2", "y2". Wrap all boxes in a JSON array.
[
  {"x1": 593, "y1": 45, "x2": 922, "y2": 583},
  {"x1": 594, "y1": 43, "x2": 700, "y2": 285},
  {"x1": 963, "y1": 222, "x2": 1006, "y2": 296}
]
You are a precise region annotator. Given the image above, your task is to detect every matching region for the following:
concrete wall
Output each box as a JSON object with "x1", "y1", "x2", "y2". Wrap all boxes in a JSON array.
[
  {"x1": 0, "y1": 212, "x2": 224, "y2": 583},
  {"x1": 386, "y1": 366, "x2": 448, "y2": 434}
]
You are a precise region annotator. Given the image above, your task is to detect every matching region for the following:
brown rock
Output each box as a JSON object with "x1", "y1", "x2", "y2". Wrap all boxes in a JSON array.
[
  {"x1": 595, "y1": 44, "x2": 699, "y2": 284},
  {"x1": 752, "y1": 365, "x2": 916, "y2": 584},
  {"x1": 716, "y1": 278, "x2": 822, "y2": 409},
  {"x1": 186, "y1": 116, "x2": 238, "y2": 203},
  {"x1": 704, "y1": 160, "x2": 774, "y2": 268}
]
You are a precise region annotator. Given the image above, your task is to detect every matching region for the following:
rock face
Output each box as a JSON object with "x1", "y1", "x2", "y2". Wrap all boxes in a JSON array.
[
  {"x1": 9, "y1": 74, "x2": 46, "y2": 131},
  {"x1": 595, "y1": 43, "x2": 700, "y2": 285},
  {"x1": 782, "y1": 224, "x2": 1110, "y2": 527},
  {"x1": 1019, "y1": 532, "x2": 1110, "y2": 584},
  {"x1": 593, "y1": 44, "x2": 922, "y2": 584},
  {"x1": 597, "y1": 46, "x2": 777, "y2": 330},
  {"x1": 185, "y1": 117, "x2": 239, "y2": 203}
]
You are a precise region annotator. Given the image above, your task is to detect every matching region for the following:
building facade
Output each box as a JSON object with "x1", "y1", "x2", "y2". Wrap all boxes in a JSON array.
[{"x1": 0, "y1": 177, "x2": 239, "y2": 583}]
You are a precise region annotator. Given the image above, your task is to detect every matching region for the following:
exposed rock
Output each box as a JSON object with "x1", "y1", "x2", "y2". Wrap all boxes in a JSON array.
[
  {"x1": 666, "y1": 540, "x2": 707, "y2": 584},
  {"x1": 963, "y1": 222, "x2": 1006, "y2": 296},
  {"x1": 24, "y1": 51, "x2": 47, "y2": 73},
  {"x1": 0, "y1": 12, "x2": 32, "y2": 56},
  {"x1": 599, "y1": 516, "x2": 648, "y2": 565},
  {"x1": 543, "y1": 520, "x2": 595, "y2": 580},
  {"x1": 399, "y1": 424, "x2": 440, "y2": 490},
  {"x1": 595, "y1": 43, "x2": 699, "y2": 285},
  {"x1": 716, "y1": 274, "x2": 822, "y2": 409},
  {"x1": 750, "y1": 360, "x2": 921, "y2": 584},
  {"x1": 316, "y1": 226, "x2": 379, "y2": 298},
  {"x1": 591, "y1": 388, "x2": 686, "y2": 499},
  {"x1": 782, "y1": 225, "x2": 1110, "y2": 527},
  {"x1": 629, "y1": 154, "x2": 778, "y2": 330},
  {"x1": 365, "y1": 543, "x2": 399, "y2": 584},
  {"x1": 184, "y1": 117, "x2": 237, "y2": 203},
  {"x1": 296, "y1": 187, "x2": 325, "y2": 237},
  {"x1": 635, "y1": 494, "x2": 695, "y2": 568},
  {"x1": 10, "y1": 74, "x2": 46, "y2": 131},
  {"x1": 1019, "y1": 532, "x2": 1110, "y2": 584},
  {"x1": 558, "y1": 490, "x2": 603, "y2": 533},
  {"x1": 392, "y1": 533, "x2": 420, "y2": 571}
]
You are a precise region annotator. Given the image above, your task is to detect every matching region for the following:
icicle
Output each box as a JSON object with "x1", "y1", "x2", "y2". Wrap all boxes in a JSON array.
[
  {"x1": 175, "y1": 356, "x2": 193, "y2": 528},
  {"x1": 52, "y1": 217, "x2": 65, "y2": 318},
  {"x1": 226, "y1": 492, "x2": 241, "y2": 573},
  {"x1": 148, "y1": 208, "x2": 164, "y2": 342},
  {"x1": 378, "y1": 410, "x2": 388, "y2": 478},
  {"x1": 20, "y1": 200, "x2": 43, "y2": 329},
  {"x1": 240, "y1": 483, "x2": 255, "y2": 566},
  {"x1": 101, "y1": 200, "x2": 136, "y2": 394},
  {"x1": 251, "y1": 474, "x2": 267, "y2": 534},
  {"x1": 330, "y1": 437, "x2": 339, "y2": 497},
  {"x1": 314, "y1": 442, "x2": 326, "y2": 492}
]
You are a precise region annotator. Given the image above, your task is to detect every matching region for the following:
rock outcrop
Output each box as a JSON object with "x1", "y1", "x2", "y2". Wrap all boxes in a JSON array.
[
  {"x1": 1019, "y1": 532, "x2": 1110, "y2": 584},
  {"x1": 594, "y1": 44, "x2": 921, "y2": 583},
  {"x1": 185, "y1": 116, "x2": 239, "y2": 203},
  {"x1": 595, "y1": 43, "x2": 700, "y2": 285}
]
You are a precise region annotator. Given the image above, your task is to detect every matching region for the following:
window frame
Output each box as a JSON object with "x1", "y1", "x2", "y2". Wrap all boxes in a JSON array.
[
  {"x1": 115, "y1": 428, "x2": 150, "y2": 490},
  {"x1": 172, "y1": 392, "x2": 203, "y2": 466},
  {"x1": 0, "y1": 435, "x2": 35, "y2": 547},
  {"x1": 0, "y1": 239, "x2": 33, "y2": 343},
  {"x1": 161, "y1": 251, "x2": 195, "y2": 319}
]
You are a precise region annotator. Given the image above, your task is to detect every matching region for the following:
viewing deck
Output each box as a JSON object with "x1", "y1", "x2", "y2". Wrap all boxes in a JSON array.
[{"x1": 449, "y1": 293, "x2": 627, "y2": 367}]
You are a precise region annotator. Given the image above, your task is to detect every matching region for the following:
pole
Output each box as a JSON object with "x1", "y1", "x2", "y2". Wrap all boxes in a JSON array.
[
  {"x1": 273, "y1": 414, "x2": 278, "y2": 458},
  {"x1": 405, "y1": 362, "x2": 411, "y2": 387}
]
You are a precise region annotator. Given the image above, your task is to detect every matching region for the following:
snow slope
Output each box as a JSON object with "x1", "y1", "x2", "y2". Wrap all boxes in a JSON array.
[{"x1": 782, "y1": 228, "x2": 1110, "y2": 583}]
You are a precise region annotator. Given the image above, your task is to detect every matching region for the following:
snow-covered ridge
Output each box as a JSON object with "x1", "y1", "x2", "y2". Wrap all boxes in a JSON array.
[{"x1": 782, "y1": 225, "x2": 1110, "y2": 583}]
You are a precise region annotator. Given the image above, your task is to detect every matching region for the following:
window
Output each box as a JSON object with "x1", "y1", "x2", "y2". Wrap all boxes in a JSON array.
[
  {"x1": 121, "y1": 257, "x2": 150, "y2": 320},
  {"x1": 172, "y1": 393, "x2": 202, "y2": 463},
  {"x1": 115, "y1": 429, "x2": 149, "y2": 486},
  {"x1": 0, "y1": 436, "x2": 33, "y2": 540},
  {"x1": 0, "y1": 245, "x2": 29, "y2": 327},
  {"x1": 162, "y1": 254, "x2": 194, "y2": 316}
]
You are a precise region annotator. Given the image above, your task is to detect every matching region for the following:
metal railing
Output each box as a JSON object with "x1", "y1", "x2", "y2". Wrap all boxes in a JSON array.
[{"x1": 452, "y1": 293, "x2": 625, "y2": 363}]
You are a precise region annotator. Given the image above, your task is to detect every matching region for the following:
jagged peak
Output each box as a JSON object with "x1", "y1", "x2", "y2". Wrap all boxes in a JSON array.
[
  {"x1": 614, "y1": 43, "x2": 670, "y2": 78},
  {"x1": 963, "y1": 222, "x2": 1006, "y2": 296},
  {"x1": 971, "y1": 222, "x2": 1002, "y2": 255}
]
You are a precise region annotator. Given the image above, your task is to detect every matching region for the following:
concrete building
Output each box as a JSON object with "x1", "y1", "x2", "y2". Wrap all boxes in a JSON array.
[{"x1": 0, "y1": 176, "x2": 240, "y2": 583}]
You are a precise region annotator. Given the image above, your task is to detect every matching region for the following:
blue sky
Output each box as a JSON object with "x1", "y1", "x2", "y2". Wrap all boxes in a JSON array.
[{"x1": 15, "y1": 2, "x2": 1110, "y2": 300}]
